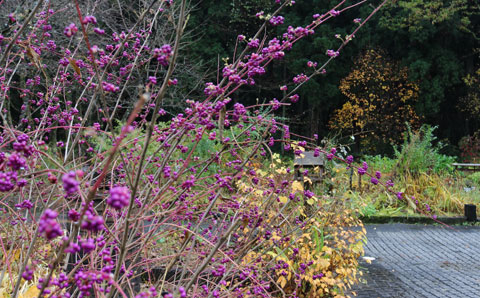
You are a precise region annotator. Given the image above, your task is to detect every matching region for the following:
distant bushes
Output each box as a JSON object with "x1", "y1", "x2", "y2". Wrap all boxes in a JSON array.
[{"x1": 393, "y1": 125, "x2": 456, "y2": 177}]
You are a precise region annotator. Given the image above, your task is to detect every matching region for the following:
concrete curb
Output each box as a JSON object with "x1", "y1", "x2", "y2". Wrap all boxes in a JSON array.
[{"x1": 360, "y1": 215, "x2": 471, "y2": 225}]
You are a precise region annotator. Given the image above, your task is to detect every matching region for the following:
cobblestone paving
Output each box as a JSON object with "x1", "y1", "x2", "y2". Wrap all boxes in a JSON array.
[{"x1": 350, "y1": 224, "x2": 480, "y2": 298}]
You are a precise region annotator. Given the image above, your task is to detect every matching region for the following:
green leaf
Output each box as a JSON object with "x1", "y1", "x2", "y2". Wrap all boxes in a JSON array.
[
  {"x1": 274, "y1": 247, "x2": 289, "y2": 261},
  {"x1": 312, "y1": 226, "x2": 324, "y2": 254}
]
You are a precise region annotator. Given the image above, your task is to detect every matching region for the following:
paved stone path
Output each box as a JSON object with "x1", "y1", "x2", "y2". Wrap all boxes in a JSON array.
[{"x1": 350, "y1": 223, "x2": 480, "y2": 298}]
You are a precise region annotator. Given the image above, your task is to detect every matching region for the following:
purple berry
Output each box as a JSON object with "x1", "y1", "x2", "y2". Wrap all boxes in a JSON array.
[
  {"x1": 62, "y1": 171, "x2": 79, "y2": 196},
  {"x1": 7, "y1": 153, "x2": 27, "y2": 170},
  {"x1": 39, "y1": 209, "x2": 63, "y2": 240},
  {"x1": 107, "y1": 186, "x2": 130, "y2": 210},
  {"x1": 346, "y1": 155, "x2": 354, "y2": 164}
]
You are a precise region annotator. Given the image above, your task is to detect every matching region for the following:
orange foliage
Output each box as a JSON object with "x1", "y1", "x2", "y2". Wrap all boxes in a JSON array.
[{"x1": 330, "y1": 49, "x2": 420, "y2": 147}]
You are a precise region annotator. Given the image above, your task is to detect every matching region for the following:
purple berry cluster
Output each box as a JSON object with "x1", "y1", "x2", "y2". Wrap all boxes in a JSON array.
[
  {"x1": 62, "y1": 171, "x2": 79, "y2": 196},
  {"x1": 0, "y1": 171, "x2": 17, "y2": 192},
  {"x1": 107, "y1": 186, "x2": 131, "y2": 210},
  {"x1": 80, "y1": 210, "x2": 104, "y2": 232},
  {"x1": 7, "y1": 153, "x2": 27, "y2": 170},
  {"x1": 38, "y1": 209, "x2": 63, "y2": 240},
  {"x1": 13, "y1": 134, "x2": 34, "y2": 157}
]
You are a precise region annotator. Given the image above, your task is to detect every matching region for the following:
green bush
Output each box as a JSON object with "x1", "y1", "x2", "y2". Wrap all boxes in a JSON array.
[
  {"x1": 466, "y1": 172, "x2": 480, "y2": 187},
  {"x1": 393, "y1": 124, "x2": 456, "y2": 176},
  {"x1": 363, "y1": 155, "x2": 396, "y2": 173}
]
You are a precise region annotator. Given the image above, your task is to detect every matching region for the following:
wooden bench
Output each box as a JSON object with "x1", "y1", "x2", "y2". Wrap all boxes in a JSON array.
[
  {"x1": 294, "y1": 151, "x2": 325, "y2": 183},
  {"x1": 452, "y1": 163, "x2": 480, "y2": 173}
]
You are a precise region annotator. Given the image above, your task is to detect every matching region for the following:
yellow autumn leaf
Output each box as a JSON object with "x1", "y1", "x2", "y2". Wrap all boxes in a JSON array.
[
  {"x1": 0, "y1": 288, "x2": 9, "y2": 298},
  {"x1": 68, "y1": 57, "x2": 82, "y2": 77},
  {"x1": 322, "y1": 246, "x2": 333, "y2": 255},
  {"x1": 291, "y1": 181, "x2": 303, "y2": 192},
  {"x1": 299, "y1": 206, "x2": 306, "y2": 217},
  {"x1": 279, "y1": 196, "x2": 288, "y2": 204},
  {"x1": 317, "y1": 258, "x2": 330, "y2": 269},
  {"x1": 25, "y1": 46, "x2": 41, "y2": 69},
  {"x1": 303, "y1": 176, "x2": 312, "y2": 185},
  {"x1": 277, "y1": 276, "x2": 287, "y2": 288},
  {"x1": 324, "y1": 277, "x2": 337, "y2": 286},
  {"x1": 257, "y1": 170, "x2": 267, "y2": 177},
  {"x1": 3, "y1": 249, "x2": 20, "y2": 263},
  {"x1": 19, "y1": 285, "x2": 40, "y2": 298}
]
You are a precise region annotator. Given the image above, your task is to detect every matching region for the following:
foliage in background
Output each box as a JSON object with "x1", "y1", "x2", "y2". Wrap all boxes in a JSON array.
[
  {"x1": 458, "y1": 62, "x2": 480, "y2": 121},
  {"x1": 459, "y1": 130, "x2": 480, "y2": 163},
  {"x1": 313, "y1": 124, "x2": 471, "y2": 217},
  {"x1": 377, "y1": 0, "x2": 478, "y2": 120},
  {"x1": 326, "y1": 163, "x2": 470, "y2": 218},
  {"x1": 465, "y1": 172, "x2": 480, "y2": 187},
  {"x1": 329, "y1": 48, "x2": 420, "y2": 152},
  {"x1": 346, "y1": 173, "x2": 468, "y2": 217},
  {"x1": 393, "y1": 125, "x2": 456, "y2": 177},
  {"x1": 457, "y1": 57, "x2": 480, "y2": 162},
  {"x1": 321, "y1": 125, "x2": 474, "y2": 217}
]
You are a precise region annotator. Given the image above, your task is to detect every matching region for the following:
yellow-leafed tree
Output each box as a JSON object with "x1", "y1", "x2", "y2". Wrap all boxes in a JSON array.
[{"x1": 330, "y1": 48, "x2": 420, "y2": 150}]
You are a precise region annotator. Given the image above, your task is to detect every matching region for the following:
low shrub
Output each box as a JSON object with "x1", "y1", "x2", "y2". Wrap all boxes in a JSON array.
[
  {"x1": 393, "y1": 124, "x2": 456, "y2": 177},
  {"x1": 466, "y1": 172, "x2": 480, "y2": 187},
  {"x1": 459, "y1": 131, "x2": 480, "y2": 163}
]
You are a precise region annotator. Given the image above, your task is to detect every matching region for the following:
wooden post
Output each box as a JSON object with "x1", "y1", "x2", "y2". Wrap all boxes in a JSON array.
[{"x1": 465, "y1": 204, "x2": 477, "y2": 221}]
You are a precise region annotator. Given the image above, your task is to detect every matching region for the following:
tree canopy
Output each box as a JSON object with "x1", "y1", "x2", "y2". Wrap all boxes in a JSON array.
[{"x1": 329, "y1": 48, "x2": 420, "y2": 152}]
